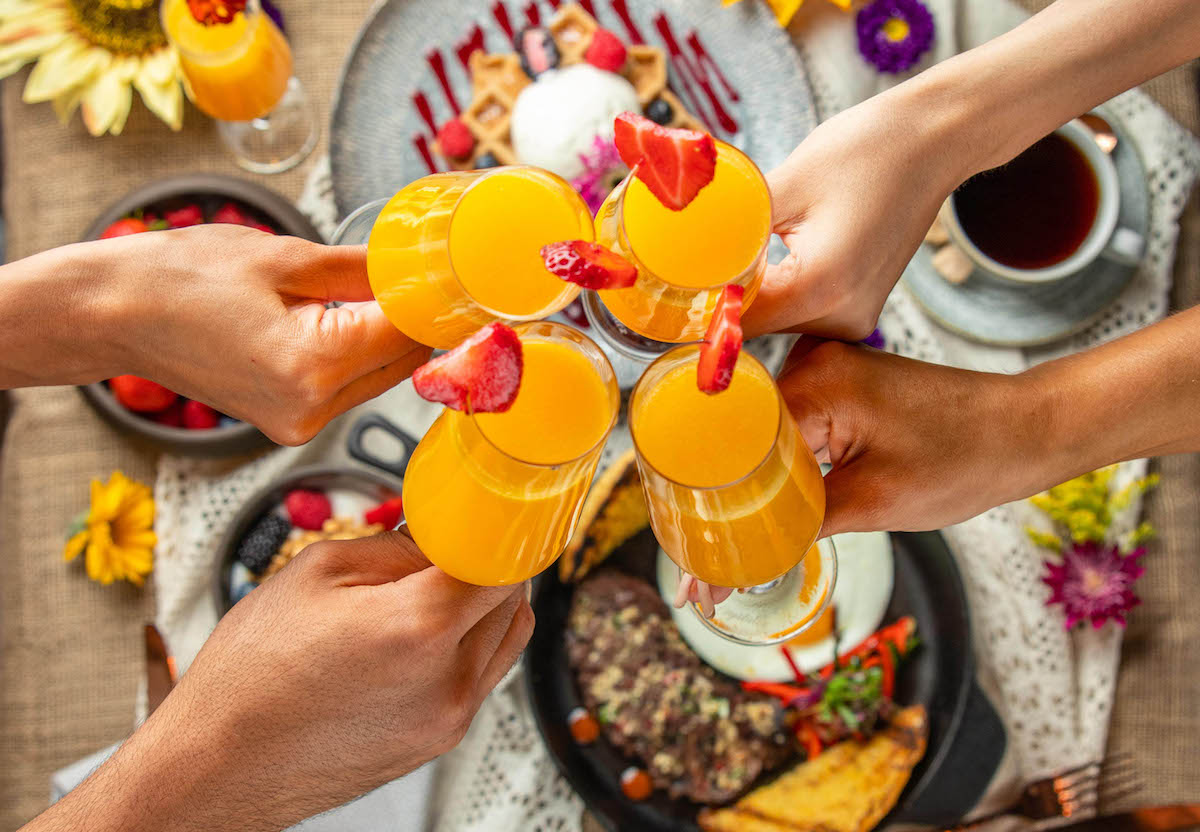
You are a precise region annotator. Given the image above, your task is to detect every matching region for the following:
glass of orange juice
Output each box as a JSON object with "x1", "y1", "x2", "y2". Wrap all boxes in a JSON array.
[
  {"x1": 366, "y1": 167, "x2": 594, "y2": 350},
  {"x1": 629, "y1": 343, "x2": 836, "y2": 644},
  {"x1": 402, "y1": 322, "x2": 618, "y2": 585},
  {"x1": 161, "y1": 0, "x2": 318, "y2": 173},
  {"x1": 591, "y1": 141, "x2": 771, "y2": 349}
]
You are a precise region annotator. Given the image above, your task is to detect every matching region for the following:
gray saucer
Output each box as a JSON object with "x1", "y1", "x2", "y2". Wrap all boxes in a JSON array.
[{"x1": 901, "y1": 111, "x2": 1149, "y2": 347}]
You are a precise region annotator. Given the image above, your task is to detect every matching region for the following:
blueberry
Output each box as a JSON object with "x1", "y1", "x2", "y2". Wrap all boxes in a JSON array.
[
  {"x1": 231, "y1": 580, "x2": 257, "y2": 604},
  {"x1": 475, "y1": 152, "x2": 501, "y2": 169},
  {"x1": 645, "y1": 98, "x2": 674, "y2": 126},
  {"x1": 219, "y1": 415, "x2": 239, "y2": 427},
  {"x1": 517, "y1": 26, "x2": 560, "y2": 78}
]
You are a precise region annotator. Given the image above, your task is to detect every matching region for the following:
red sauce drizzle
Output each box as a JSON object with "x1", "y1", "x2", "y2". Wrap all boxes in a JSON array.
[
  {"x1": 413, "y1": 134, "x2": 439, "y2": 174},
  {"x1": 608, "y1": 0, "x2": 645, "y2": 44},
  {"x1": 425, "y1": 49, "x2": 460, "y2": 115},
  {"x1": 654, "y1": 13, "x2": 737, "y2": 134},
  {"x1": 411, "y1": 91, "x2": 437, "y2": 134},
  {"x1": 651, "y1": 13, "x2": 712, "y2": 132},
  {"x1": 547, "y1": 0, "x2": 561, "y2": 8},
  {"x1": 523, "y1": 2, "x2": 540, "y2": 26},
  {"x1": 455, "y1": 24, "x2": 487, "y2": 72},
  {"x1": 687, "y1": 30, "x2": 740, "y2": 103},
  {"x1": 578, "y1": 0, "x2": 595, "y2": 16},
  {"x1": 492, "y1": 1, "x2": 515, "y2": 43}
]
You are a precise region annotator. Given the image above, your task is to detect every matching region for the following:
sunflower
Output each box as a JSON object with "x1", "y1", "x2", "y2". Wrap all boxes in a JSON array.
[
  {"x1": 64, "y1": 470, "x2": 156, "y2": 586},
  {"x1": 0, "y1": 0, "x2": 183, "y2": 136},
  {"x1": 722, "y1": 0, "x2": 852, "y2": 28}
]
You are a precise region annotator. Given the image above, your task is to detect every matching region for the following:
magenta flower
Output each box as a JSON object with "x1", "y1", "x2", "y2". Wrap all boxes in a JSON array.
[
  {"x1": 1042, "y1": 542, "x2": 1145, "y2": 630},
  {"x1": 856, "y1": 0, "x2": 935, "y2": 74},
  {"x1": 571, "y1": 136, "x2": 629, "y2": 215}
]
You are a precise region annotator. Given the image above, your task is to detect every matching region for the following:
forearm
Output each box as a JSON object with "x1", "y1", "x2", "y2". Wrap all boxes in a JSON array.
[
  {"x1": 0, "y1": 241, "x2": 136, "y2": 388},
  {"x1": 893, "y1": 0, "x2": 1200, "y2": 182},
  {"x1": 1024, "y1": 306, "x2": 1200, "y2": 486}
]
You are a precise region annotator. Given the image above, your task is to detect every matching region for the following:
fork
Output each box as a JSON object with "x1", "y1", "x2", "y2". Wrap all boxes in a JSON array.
[{"x1": 944, "y1": 753, "x2": 1141, "y2": 830}]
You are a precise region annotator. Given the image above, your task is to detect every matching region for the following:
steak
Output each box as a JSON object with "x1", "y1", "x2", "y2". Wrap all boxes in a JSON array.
[{"x1": 566, "y1": 570, "x2": 792, "y2": 803}]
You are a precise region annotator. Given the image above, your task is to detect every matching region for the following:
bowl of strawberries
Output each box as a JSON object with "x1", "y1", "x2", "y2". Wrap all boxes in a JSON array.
[{"x1": 78, "y1": 174, "x2": 323, "y2": 456}]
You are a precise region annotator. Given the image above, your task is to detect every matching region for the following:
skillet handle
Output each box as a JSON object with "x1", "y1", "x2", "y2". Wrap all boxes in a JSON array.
[
  {"x1": 898, "y1": 679, "x2": 1007, "y2": 826},
  {"x1": 346, "y1": 412, "x2": 420, "y2": 481}
]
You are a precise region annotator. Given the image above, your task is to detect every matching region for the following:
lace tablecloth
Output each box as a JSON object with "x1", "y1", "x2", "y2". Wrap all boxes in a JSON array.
[{"x1": 151, "y1": 0, "x2": 1200, "y2": 828}]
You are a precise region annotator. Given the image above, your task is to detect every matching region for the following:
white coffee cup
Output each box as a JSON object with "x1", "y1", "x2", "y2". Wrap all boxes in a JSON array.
[{"x1": 943, "y1": 118, "x2": 1144, "y2": 284}]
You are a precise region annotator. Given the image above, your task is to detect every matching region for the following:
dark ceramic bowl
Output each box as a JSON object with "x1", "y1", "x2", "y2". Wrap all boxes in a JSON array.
[
  {"x1": 213, "y1": 464, "x2": 404, "y2": 615},
  {"x1": 78, "y1": 174, "x2": 324, "y2": 456}
]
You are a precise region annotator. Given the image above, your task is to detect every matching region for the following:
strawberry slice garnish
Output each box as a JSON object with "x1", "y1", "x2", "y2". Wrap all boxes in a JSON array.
[
  {"x1": 412, "y1": 323, "x2": 523, "y2": 413},
  {"x1": 187, "y1": 0, "x2": 246, "y2": 24},
  {"x1": 613, "y1": 111, "x2": 717, "y2": 211},
  {"x1": 696, "y1": 285, "x2": 744, "y2": 394},
  {"x1": 540, "y1": 240, "x2": 638, "y2": 290}
]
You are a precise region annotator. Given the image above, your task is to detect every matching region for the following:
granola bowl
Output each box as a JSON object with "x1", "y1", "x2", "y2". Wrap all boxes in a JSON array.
[{"x1": 213, "y1": 465, "x2": 403, "y2": 615}]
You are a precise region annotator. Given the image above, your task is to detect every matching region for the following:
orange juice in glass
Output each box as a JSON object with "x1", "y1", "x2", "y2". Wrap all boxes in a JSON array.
[
  {"x1": 403, "y1": 322, "x2": 618, "y2": 585},
  {"x1": 593, "y1": 141, "x2": 771, "y2": 344},
  {"x1": 161, "y1": 0, "x2": 317, "y2": 173},
  {"x1": 368, "y1": 167, "x2": 594, "y2": 350},
  {"x1": 630, "y1": 344, "x2": 836, "y2": 644}
]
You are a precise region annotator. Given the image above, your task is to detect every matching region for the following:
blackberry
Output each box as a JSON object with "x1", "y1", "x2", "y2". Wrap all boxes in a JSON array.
[
  {"x1": 475, "y1": 152, "x2": 501, "y2": 169},
  {"x1": 517, "y1": 26, "x2": 560, "y2": 78},
  {"x1": 645, "y1": 97, "x2": 674, "y2": 126},
  {"x1": 236, "y1": 513, "x2": 291, "y2": 575}
]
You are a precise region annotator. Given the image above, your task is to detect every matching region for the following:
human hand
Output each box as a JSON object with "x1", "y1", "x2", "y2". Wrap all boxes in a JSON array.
[
  {"x1": 104, "y1": 226, "x2": 430, "y2": 444},
  {"x1": 777, "y1": 339, "x2": 1071, "y2": 536},
  {"x1": 743, "y1": 92, "x2": 967, "y2": 340},
  {"x1": 26, "y1": 531, "x2": 533, "y2": 832}
]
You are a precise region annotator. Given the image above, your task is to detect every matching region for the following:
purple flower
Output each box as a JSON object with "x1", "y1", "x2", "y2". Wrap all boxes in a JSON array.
[
  {"x1": 570, "y1": 136, "x2": 629, "y2": 215},
  {"x1": 860, "y1": 328, "x2": 886, "y2": 349},
  {"x1": 1042, "y1": 542, "x2": 1145, "y2": 630},
  {"x1": 856, "y1": 0, "x2": 935, "y2": 74}
]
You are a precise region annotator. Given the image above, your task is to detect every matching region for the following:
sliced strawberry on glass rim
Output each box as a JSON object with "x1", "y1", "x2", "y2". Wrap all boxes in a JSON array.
[
  {"x1": 412, "y1": 322, "x2": 524, "y2": 413},
  {"x1": 540, "y1": 240, "x2": 638, "y2": 290},
  {"x1": 613, "y1": 111, "x2": 717, "y2": 211},
  {"x1": 696, "y1": 285, "x2": 744, "y2": 394}
]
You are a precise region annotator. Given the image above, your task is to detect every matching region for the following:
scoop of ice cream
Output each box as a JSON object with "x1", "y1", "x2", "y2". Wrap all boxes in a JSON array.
[{"x1": 511, "y1": 63, "x2": 641, "y2": 182}]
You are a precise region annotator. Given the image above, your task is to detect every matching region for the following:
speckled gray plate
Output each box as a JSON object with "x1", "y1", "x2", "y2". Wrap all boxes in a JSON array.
[
  {"x1": 902, "y1": 110, "x2": 1150, "y2": 347},
  {"x1": 329, "y1": 0, "x2": 818, "y2": 216}
]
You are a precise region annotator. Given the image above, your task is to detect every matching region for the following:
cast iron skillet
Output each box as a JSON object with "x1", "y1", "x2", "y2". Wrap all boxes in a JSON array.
[{"x1": 525, "y1": 529, "x2": 1006, "y2": 831}]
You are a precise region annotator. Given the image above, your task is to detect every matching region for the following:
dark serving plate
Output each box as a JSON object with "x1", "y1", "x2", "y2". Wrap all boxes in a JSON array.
[
  {"x1": 78, "y1": 173, "x2": 324, "y2": 457},
  {"x1": 212, "y1": 464, "x2": 404, "y2": 615},
  {"x1": 525, "y1": 529, "x2": 1007, "y2": 831}
]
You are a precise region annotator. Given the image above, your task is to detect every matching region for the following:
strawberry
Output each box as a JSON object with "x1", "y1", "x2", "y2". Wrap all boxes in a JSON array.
[
  {"x1": 165, "y1": 204, "x2": 204, "y2": 227},
  {"x1": 435, "y1": 118, "x2": 475, "y2": 160},
  {"x1": 186, "y1": 0, "x2": 246, "y2": 25},
  {"x1": 613, "y1": 111, "x2": 717, "y2": 211},
  {"x1": 212, "y1": 201, "x2": 254, "y2": 226},
  {"x1": 100, "y1": 217, "x2": 149, "y2": 239},
  {"x1": 284, "y1": 489, "x2": 332, "y2": 531},
  {"x1": 696, "y1": 285, "x2": 744, "y2": 394},
  {"x1": 151, "y1": 400, "x2": 185, "y2": 427},
  {"x1": 541, "y1": 240, "x2": 637, "y2": 290},
  {"x1": 250, "y1": 222, "x2": 277, "y2": 234},
  {"x1": 412, "y1": 322, "x2": 523, "y2": 413},
  {"x1": 182, "y1": 400, "x2": 220, "y2": 429},
  {"x1": 109, "y1": 375, "x2": 178, "y2": 413},
  {"x1": 585, "y1": 28, "x2": 627, "y2": 73},
  {"x1": 364, "y1": 496, "x2": 404, "y2": 529}
]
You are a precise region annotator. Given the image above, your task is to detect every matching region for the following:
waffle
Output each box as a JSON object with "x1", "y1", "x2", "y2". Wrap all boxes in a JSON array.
[{"x1": 436, "y1": 3, "x2": 705, "y2": 169}]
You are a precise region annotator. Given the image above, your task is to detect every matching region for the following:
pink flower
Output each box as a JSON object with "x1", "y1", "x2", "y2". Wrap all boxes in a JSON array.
[
  {"x1": 571, "y1": 136, "x2": 628, "y2": 215},
  {"x1": 1042, "y1": 542, "x2": 1145, "y2": 630}
]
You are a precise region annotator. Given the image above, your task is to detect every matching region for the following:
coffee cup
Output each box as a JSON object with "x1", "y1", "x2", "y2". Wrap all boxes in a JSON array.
[{"x1": 942, "y1": 118, "x2": 1143, "y2": 284}]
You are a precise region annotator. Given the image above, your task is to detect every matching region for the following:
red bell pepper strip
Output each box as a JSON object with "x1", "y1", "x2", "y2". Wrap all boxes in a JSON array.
[
  {"x1": 796, "y1": 721, "x2": 823, "y2": 759},
  {"x1": 741, "y1": 680, "x2": 811, "y2": 707},
  {"x1": 878, "y1": 643, "x2": 896, "y2": 698},
  {"x1": 780, "y1": 644, "x2": 804, "y2": 683},
  {"x1": 818, "y1": 616, "x2": 916, "y2": 676}
]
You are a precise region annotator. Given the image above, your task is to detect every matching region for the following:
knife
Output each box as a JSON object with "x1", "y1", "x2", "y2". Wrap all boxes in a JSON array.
[{"x1": 144, "y1": 623, "x2": 177, "y2": 717}]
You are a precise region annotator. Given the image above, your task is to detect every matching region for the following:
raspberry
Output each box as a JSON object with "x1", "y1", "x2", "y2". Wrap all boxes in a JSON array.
[
  {"x1": 237, "y1": 513, "x2": 291, "y2": 574},
  {"x1": 165, "y1": 204, "x2": 204, "y2": 228},
  {"x1": 284, "y1": 489, "x2": 332, "y2": 531},
  {"x1": 364, "y1": 496, "x2": 404, "y2": 529},
  {"x1": 182, "y1": 400, "x2": 220, "y2": 429},
  {"x1": 436, "y1": 118, "x2": 475, "y2": 160},
  {"x1": 585, "y1": 29, "x2": 627, "y2": 73}
]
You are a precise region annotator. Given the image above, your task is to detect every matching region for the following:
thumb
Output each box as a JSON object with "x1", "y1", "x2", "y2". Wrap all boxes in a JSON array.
[{"x1": 311, "y1": 528, "x2": 433, "y2": 587}]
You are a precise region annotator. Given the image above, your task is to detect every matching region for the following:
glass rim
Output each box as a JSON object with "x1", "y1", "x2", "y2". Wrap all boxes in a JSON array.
[
  {"x1": 613, "y1": 141, "x2": 773, "y2": 293},
  {"x1": 466, "y1": 321, "x2": 619, "y2": 469},
  {"x1": 445, "y1": 166, "x2": 589, "y2": 322},
  {"x1": 628, "y1": 344, "x2": 786, "y2": 492},
  {"x1": 161, "y1": 0, "x2": 266, "y2": 64},
  {"x1": 331, "y1": 196, "x2": 389, "y2": 246}
]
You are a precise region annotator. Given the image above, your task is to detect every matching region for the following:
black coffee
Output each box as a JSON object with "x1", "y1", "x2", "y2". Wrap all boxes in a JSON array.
[{"x1": 953, "y1": 132, "x2": 1100, "y2": 270}]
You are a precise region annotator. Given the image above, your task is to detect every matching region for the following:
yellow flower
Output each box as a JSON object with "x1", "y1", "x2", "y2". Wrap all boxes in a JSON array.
[
  {"x1": 64, "y1": 470, "x2": 156, "y2": 586},
  {"x1": 0, "y1": 0, "x2": 184, "y2": 136},
  {"x1": 722, "y1": 0, "x2": 852, "y2": 28}
]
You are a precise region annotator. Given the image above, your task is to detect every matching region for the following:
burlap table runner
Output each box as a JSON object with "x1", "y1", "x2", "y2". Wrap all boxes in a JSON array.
[{"x1": 1, "y1": 0, "x2": 1196, "y2": 827}]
